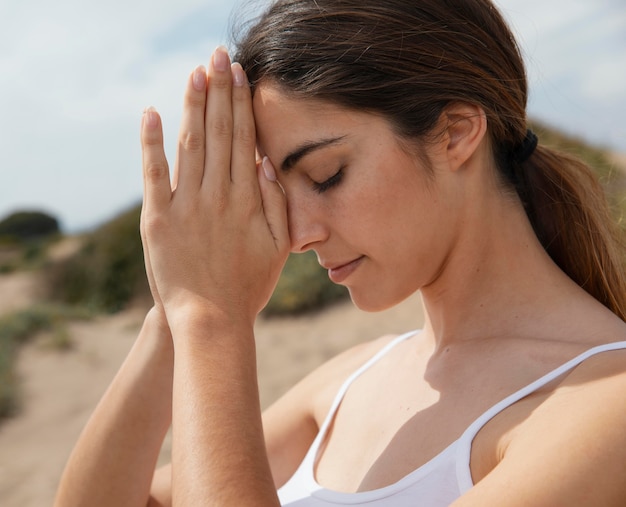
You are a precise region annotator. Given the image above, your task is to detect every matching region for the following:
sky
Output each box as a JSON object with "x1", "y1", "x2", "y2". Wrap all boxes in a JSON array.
[{"x1": 1, "y1": 0, "x2": 625, "y2": 233}]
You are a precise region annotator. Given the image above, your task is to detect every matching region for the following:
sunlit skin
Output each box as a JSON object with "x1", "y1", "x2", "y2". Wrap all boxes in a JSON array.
[{"x1": 253, "y1": 84, "x2": 468, "y2": 312}]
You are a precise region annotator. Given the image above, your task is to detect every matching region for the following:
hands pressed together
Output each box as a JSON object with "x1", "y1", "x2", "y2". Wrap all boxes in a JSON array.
[
  {"x1": 140, "y1": 47, "x2": 290, "y2": 333},
  {"x1": 136, "y1": 47, "x2": 288, "y2": 505}
]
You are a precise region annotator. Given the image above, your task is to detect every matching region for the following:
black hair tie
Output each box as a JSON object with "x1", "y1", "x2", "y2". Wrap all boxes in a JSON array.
[{"x1": 512, "y1": 129, "x2": 538, "y2": 163}]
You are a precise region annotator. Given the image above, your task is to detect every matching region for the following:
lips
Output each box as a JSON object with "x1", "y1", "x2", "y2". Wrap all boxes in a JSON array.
[{"x1": 323, "y1": 256, "x2": 365, "y2": 284}]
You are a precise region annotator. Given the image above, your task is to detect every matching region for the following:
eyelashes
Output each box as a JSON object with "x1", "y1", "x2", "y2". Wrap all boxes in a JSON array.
[{"x1": 312, "y1": 167, "x2": 344, "y2": 194}]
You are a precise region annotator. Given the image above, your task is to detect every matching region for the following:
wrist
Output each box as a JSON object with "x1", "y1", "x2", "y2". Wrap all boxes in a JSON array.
[{"x1": 165, "y1": 299, "x2": 256, "y2": 345}]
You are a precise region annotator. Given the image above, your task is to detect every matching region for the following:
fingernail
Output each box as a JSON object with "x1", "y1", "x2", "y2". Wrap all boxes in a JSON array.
[
  {"x1": 212, "y1": 46, "x2": 230, "y2": 72},
  {"x1": 262, "y1": 157, "x2": 277, "y2": 182},
  {"x1": 143, "y1": 106, "x2": 158, "y2": 128},
  {"x1": 231, "y1": 63, "x2": 246, "y2": 87},
  {"x1": 193, "y1": 65, "x2": 206, "y2": 91}
]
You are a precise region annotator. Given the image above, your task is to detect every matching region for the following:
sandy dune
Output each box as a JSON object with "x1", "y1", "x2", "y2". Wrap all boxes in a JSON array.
[{"x1": 0, "y1": 270, "x2": 423, "y2": 506}]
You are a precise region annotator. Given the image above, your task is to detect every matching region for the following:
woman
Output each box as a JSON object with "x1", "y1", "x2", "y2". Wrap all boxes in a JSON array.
[{"x1": 55, "y1": 0, "x2": 626, "y2": 505}]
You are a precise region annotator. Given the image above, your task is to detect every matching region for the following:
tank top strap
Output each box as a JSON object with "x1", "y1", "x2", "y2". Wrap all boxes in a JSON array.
[
  {"x1": 455, "y1": 340, "x2": 626, "y2": 491},
  {"x1": 299, "y1": 330, "x2": 420, "y2": 473},
  {"x1": 316, "y1": 329, "x2": 420, "y2": 439}
]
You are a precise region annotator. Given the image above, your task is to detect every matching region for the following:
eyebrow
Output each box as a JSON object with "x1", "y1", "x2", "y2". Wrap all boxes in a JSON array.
[{"x1": 280, "y1": 136, "x2": 347, "y2": 173}]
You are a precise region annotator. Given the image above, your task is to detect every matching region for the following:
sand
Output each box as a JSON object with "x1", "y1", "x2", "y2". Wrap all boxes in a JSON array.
[{"x1": 0, "y1": 269, "x2": 424, "y2": 506}]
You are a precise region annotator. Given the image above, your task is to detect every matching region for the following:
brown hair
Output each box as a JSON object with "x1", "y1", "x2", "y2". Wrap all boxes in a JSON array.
[{"x1": 232, "y1": 0, "x2": 626, "y2": 320}]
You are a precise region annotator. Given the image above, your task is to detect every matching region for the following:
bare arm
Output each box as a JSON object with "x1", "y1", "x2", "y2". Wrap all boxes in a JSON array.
[{"x1": 54, "y1": 307, "x2": 174, "y2": 507}]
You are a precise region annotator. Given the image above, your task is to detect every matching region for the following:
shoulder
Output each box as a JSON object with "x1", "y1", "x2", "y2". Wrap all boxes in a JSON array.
[
  {"x1": 530, "y1": 314, "x2": 626, "y2": 419},
  {"x1": 458, "y1": 340, "x2": 626, "y2": 506},
  {"x1": 521, "y1": 337, "x2": 626, "y2": 442},
  {"x1": 530, "y1": 340, "x2": 626, "y2": 435},
  {"x1": 546, "y1": 340, "x2": 626, "y2": 426},
  {"x1": 471, "y1": 340, "x2": 626, "y2": 506}
]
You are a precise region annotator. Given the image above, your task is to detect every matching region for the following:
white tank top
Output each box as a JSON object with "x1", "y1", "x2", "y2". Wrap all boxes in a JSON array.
[{"x1": 278, "y1": 330, "x2": 626, "y2": 506}]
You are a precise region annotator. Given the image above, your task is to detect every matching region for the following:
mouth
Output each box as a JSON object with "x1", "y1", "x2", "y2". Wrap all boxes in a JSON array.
[{"x1": 323, "y1": 256, "x2": 365, "y2": 284}]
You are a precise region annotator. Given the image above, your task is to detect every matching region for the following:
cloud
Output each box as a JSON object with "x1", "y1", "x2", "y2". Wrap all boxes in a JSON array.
[{"x1": 495, "y1": 0, "x2": 626, "y2": 149}]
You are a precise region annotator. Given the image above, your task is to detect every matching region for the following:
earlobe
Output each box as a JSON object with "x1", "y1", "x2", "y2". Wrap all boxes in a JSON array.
[{"x1": 442, "y1": 103, "x2": 487, "y2": 172}]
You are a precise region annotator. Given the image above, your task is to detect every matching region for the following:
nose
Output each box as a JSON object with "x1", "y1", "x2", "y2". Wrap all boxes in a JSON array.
[{"x1": 286, "y1": 194, "x2": 328, "y2": 253}]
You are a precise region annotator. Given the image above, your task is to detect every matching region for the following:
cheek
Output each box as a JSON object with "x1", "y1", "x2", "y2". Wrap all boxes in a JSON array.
[{"x1": 364, "y1": 178, "x2": 447, "y2": 268}]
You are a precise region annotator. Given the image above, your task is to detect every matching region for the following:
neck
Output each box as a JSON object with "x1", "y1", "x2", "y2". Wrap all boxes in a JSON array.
[{"x1": 418, "y1": 189, "x2": 581, "y2": 353}]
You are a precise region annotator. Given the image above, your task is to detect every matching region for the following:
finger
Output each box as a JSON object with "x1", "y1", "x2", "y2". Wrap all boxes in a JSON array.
[
  {"x1": 259, "y1": 157, "x2": 290, "y2": 251},
  {"x1": 230, "y1": 63, "x2": 257, "y2": 190},
  {"x1": 174, "y1": 65, "x2": 207, "y2": 194},
  {"x1": 203, "y1": 46, "x2": 233, "y2": 195},
  {"x1": 141, "y1": 107, "x2": 172, "y2": 211}
]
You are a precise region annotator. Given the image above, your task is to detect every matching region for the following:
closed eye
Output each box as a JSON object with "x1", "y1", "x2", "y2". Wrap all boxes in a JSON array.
[{"x1": 312, "y1": 168, "x2": 344, "y2": 194}]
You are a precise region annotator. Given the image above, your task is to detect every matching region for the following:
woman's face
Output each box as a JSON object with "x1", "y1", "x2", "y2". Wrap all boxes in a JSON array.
[{"x1": 253, "y1": 84, "x2": 462, "y2": 311}]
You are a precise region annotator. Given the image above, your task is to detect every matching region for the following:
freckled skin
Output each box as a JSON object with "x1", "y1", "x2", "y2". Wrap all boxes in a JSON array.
[{"x1": 253, "y1": 84, "x2": 463, "y2": 312}]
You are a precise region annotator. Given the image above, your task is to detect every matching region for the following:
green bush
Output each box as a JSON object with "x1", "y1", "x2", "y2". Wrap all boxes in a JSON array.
[
  {"x1": 0, "y1": 211, "x2": 60, "y2": 242},
  {"x1": 263, "y1": 251, "x2": 348, "y2": 316},
  {"x1": 47, "y1": 205, "x2": 148, "y2": 313},
  {"x1": 0, "y1": 210, "x2": 61, "y2": 272}
]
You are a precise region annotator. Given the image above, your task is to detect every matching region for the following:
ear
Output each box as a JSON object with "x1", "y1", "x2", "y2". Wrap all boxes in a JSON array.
[{"x1": 440, "y1": 103, "x2": 487, "y2": 172}]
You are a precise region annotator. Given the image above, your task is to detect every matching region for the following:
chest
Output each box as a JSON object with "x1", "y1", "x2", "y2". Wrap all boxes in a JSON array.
[{"x1": 312, "y1": 346, "x2": 553, "y2": 493}]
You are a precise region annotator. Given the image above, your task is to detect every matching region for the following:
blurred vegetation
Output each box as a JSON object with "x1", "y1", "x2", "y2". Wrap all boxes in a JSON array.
[
  {"x1": 0, "y1": 210, "x2": 59, "y2": 242},
  {"x1": 0, "y1": 304, "x2": 93, "y2": 418},
  {"x1": 46, "y1": 205, "x2": 146, "y2": 313},
  {"x1": 0, "y1": 211, "x2": 61, "y2": 274},
  {"x1": 264, "y1": 251, "x2": 348, "y2": 316}
]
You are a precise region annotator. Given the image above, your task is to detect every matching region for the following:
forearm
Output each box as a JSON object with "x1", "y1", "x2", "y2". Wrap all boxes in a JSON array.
[
  {"x1": 170, "y1": 311, "x2": 279, "y2": 506},
  {"x1": 55, "y1": 308, "x2": 174, "y2": 507}
]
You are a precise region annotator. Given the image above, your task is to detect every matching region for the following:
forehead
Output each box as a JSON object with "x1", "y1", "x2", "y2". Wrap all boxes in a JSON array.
[{"x1": 252, "y1": 83, "x2": 380, "y2": 160}]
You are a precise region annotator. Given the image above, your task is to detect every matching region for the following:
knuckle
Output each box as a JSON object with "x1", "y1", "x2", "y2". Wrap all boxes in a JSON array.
[
  {"x1": 210, "y1": 76, "x2": 231, "y2": 91},
  {"x1": 209, "y1": 190, "x2": 230, "y2": 213},
  {"x1": 237, "y1": 185, "x2": 260, "y2": 215},
  {"x1": 232, "y1": 85, "x2": 252, "y2": 104},
  {"x1": 184, "y1": 92, "x2": 205, "y2": 109},
  {"x1": 142, "y1": 213, "x2": 166, "y2": 236},
  {"x1": 144, "y1": 161, "x2": 168, "y2": 182},
  {"x1": 233, "y1": 122, "x2": 255, "y2": 146},
  {"x1": 209, "y1": 116, "x2": 233, "y2": 138},
  {"x1": 180, "y1": 131, "x2": 204, "y2": 153},
  {"x1": 143, "y1": 131, "x2": 162, "y2": 147}
]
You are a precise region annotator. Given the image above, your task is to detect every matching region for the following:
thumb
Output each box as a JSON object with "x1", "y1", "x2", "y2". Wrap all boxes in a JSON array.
[{"x1": 259, "y1": 157, "x2": 289, "y2": 252}]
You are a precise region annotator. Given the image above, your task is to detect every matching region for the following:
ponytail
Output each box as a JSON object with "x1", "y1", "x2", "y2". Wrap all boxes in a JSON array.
[{"x1": 512, "y1": 145, "x2": 626, "y2": 320}]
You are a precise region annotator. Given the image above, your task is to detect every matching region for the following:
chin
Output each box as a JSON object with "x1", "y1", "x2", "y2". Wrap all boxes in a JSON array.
[{"x1": 347, "y1": 287, "x2": 417, "y2": 313}]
